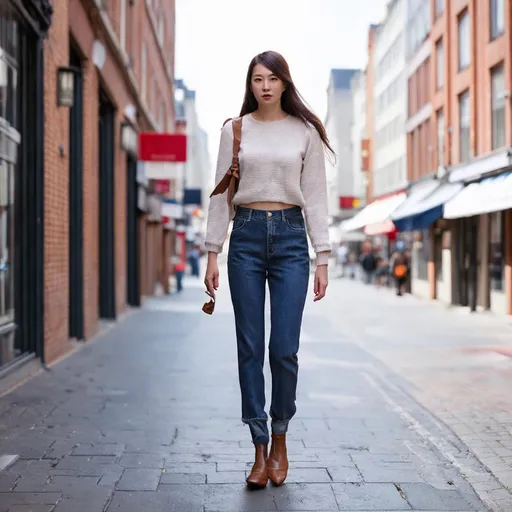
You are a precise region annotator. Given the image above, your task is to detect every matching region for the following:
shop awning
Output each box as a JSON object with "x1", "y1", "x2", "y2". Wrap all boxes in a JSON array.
[
  {"x1": 443, "y1": 172, "x2": 512, "y2": 219},
  {"x1": 390, "y1": 180, "x2": 439, "y2": 221},
  {"x1": 340, "y1": 193, "x2": 406, "y2": 233},
  {"x1": 392, "y1": 182, "x2": 463, "y2": 231}
]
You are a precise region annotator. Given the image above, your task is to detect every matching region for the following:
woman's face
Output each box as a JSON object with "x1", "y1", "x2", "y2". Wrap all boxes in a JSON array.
[{"x1": 250, "y1": 63, "x2": 286, "y2": 107}]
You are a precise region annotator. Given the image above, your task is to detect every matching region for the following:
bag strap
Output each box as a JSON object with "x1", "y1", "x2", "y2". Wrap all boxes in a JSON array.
[{"x1": 209, "y1": 117, "x2": 243, "y2": 206}]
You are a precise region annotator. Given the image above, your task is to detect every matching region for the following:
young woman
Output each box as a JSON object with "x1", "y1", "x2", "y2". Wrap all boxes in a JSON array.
[{"x1": 204, "y1": 51, "x2": 333, "y2": 489}]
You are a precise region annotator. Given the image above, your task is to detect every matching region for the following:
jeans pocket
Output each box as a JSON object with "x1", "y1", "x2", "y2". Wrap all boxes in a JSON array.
[
  {"x1": 232, "y1": 217, "x2": 248, "y2": 232},
  {"x1": 285, "y1": 216, "x2": 305, "y2": 232}
]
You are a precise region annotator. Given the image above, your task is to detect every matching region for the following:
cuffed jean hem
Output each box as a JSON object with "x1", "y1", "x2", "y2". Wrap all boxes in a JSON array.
[
  {"x1": 242, "y1": 418, "x2": 269, "y2": 445},
  {"x1": 271, "y1": 419, "x2": 289, "y2": 435}
]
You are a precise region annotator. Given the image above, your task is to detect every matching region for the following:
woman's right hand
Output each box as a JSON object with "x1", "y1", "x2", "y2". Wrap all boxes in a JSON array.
[{"x1": 204, "y1": 253, "x2": 219, "y2": 298}]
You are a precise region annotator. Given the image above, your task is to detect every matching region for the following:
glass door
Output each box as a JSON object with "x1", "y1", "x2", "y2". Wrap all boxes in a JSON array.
[{"x1": 0, "y1": 5, "x2": 19, "y2": 366}]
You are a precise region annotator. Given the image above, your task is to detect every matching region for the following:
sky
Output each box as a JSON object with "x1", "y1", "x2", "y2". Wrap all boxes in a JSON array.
[{"x1": 175, "y1": 0, "x2": 387, "y2": 175}]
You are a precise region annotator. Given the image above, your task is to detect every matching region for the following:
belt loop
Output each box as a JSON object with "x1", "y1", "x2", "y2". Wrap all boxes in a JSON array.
[
  {"x1": 281, "y1": 209, "x2": 286, "y2": 221},
  {"x1": 247, "y1": 208, "x2": 253, "y2": 221}
]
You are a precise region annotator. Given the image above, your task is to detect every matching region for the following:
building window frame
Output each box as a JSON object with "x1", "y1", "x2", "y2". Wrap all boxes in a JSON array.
[
  {"x1": 119, "y1": 0, "x2": 127, "y2": 53},
  {"x1": 435, "y1": 38, "x2": 444, "y2": 90},
  {"x1": 458, "y1": 89, "x2": 470, "y2": 162},
  {"x1": 141, "y1": 43, "x2": 147, "y2": 102},
  {"x1": 435, "y1": 0, "x2": 445, "y2": 18},
  {"x1": 489, "y1": 211, "x2": 505, "y2": 292},
  {"x1": 490, "y1": 0, "x2": 504, "y2": 40},
  {"x1": 436, "y1": 108, "x2": 444, "y2": 167},
  {"x1": 458, "y1": 9, "x2": 470, "y2": 71},
  {"x1": 491, "y1": 63, "x2": 506, "y2": 150}
]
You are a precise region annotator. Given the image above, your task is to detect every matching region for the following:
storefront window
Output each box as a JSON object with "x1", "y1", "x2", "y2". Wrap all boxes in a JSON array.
[
  {"x1": 0, "y1": 6, "x2": 19, "y2": 365},
  {"x1": 489, "y1": 211, "x2": 505, "y2": 291},
  {"x1": 414, "y1": 230, "x2": 429, "y2": 281}
]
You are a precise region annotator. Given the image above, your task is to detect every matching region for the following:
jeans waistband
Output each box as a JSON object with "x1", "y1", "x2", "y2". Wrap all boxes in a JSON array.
[{"x1": 234, "y1": 206, "x2": 302, "y2": 221}]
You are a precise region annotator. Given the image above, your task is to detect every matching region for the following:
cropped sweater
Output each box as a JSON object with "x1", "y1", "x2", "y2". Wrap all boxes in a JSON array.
[{"x1": 204, "y1": 113, "x2": 331, "y2": 265}]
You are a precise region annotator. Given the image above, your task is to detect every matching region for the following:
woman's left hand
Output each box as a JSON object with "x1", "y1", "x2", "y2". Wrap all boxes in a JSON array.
[{"x1": 314, "y1": 265, "x2": 328, "y2": 302}]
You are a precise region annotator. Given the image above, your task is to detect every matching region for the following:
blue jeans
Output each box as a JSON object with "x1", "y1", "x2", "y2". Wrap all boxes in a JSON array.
[{"x1": 228, "y1": 206, "x2": 309, "y2": 445}]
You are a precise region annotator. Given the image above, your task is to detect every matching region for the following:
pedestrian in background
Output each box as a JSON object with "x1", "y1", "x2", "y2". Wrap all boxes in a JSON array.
[
  {"x1": 360, "y1": 243, "x2": 377, "y2": 285},
  {"x1": 188, "y1": 244, "x2": 200, "y2": 277},
  {"x1": 336, "y1": 242, "x2": 348, "y2": 278},
  {"x1": 204, "y1": 50, "x2": 333, "y2": 489},
  {"x1": 390, "y1": 241, "x2": 409, "y2": 296},
  {"x1": 173, "y1": 256, "x2": 185, "y2": 293}
]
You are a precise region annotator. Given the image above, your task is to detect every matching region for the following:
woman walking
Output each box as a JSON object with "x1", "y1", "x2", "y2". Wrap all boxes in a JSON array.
[{"x1": 204, "y1": 51, "x2": 333, "y2": 488}]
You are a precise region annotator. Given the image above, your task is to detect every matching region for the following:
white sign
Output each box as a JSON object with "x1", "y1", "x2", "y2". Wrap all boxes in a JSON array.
[
  {"x1": 161, "y1": 201, "x2": 184, "y2": 219},
  {"x1": 144, "y1": 162, "x2": 184, "y2": 180}
]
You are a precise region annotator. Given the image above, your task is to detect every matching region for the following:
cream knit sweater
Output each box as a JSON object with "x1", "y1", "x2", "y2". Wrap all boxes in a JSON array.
[{"x1": 204, "y1": 114, "x2": 331, "y2": 265}]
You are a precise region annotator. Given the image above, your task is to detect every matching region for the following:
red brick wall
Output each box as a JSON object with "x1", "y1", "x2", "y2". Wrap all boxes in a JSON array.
[
  {"x1": 42, "y1": 0, "x2": 176, "y2": 363},
  {"x1": 407, "y1": 52, "x2": 433, "y2": 182},
  {"x1": 43, "y1": 0, "x2": 71, "y2": 363},
  {"x1": 432, "y1": 0, "x2": 511, "y2": 167}
]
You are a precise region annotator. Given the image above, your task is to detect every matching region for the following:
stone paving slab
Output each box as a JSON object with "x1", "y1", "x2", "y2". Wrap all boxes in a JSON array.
[
  {"x1": 322, "y1": 276, "x2": 512, "y2": 510},
  {"x1": 0, "y1": 269, "x2": 502, "y2": 511}
]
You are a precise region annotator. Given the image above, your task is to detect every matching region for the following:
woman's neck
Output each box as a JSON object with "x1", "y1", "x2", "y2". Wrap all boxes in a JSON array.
[{"x1": 251, "y1": 105, "x2": 287, "y2": 122}]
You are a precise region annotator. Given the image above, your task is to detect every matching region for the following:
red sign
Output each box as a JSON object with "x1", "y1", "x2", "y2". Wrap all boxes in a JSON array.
[
  {"x1": 154, "y1": 180, "x2": 170, "y2": 194},
  {"x1": 139, "y1": 133, "x2": 187, "y2": 162},
  {"x1": 339, "y1": 196, "x2": 359, "y2": 209}
]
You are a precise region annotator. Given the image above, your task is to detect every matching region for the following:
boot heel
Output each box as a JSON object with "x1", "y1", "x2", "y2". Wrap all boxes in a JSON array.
[
  {"x1": 267, "y1": 433, "x2": 288, "y2": 486},
  {"x1": 246, "y1": 443, "x2": 268, "y2": 489}
]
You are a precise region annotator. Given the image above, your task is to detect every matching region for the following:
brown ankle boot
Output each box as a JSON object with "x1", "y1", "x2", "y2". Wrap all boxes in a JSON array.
[
  {"x1": 246, "y1": 443, "x2": 268, "y2": 489},
  {"x1": 267, "y1": 433, "x2": 288, "y2": 486}
]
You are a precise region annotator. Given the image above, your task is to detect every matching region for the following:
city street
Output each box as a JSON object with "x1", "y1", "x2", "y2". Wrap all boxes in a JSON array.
[{"x1": 0, "y1": 262, "x2": 511, "y2": 511}]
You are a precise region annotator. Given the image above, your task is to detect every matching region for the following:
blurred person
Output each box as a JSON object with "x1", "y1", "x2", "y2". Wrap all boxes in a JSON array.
[
  {"x1": 336, "y1": 242, "x2": 348, "y2": 277},
  {"x1": 360, "y1": 243, "x2": 377, "y2": 285},
  {"x1": 204, "y1": 51, "x2": 333, "y2": 489},
  {"x1": 347, "y1": 251, "x2": 357, "y2": 279},
  {"x1": 390, "y1": 240, "x2": 409, "y2": 296},
  {"x1": 173, "y1": 256, "x2": 185, "y2": 293},
  {"x1": 188, "y1": 244, "x2": 201, "y2": 277},
  {"x1": 375, "y1": 255, "x2": 389, "y2": 288}
]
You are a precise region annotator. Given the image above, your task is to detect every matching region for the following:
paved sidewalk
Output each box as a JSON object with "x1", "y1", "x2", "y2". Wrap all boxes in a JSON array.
[
  {"x1": 0, "y1": 266, "x2": 501, "y2": 511},
  {"x1": 323, "y1": 275, "x2": 512, "y2": 511}
]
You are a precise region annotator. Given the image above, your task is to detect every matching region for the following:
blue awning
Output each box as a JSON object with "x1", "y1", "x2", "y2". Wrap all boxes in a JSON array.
[
  {"x1": 392, "y1": 182, "x2": 463, "y2": 232},
  {"x1": 183, "y1": 188, "x2": 202, "y2": 205}
]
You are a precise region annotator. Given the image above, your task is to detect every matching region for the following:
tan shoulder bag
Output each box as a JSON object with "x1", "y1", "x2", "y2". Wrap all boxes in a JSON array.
[{"x1": 202, "y1": 116, "x2": 243, "y2": 315}]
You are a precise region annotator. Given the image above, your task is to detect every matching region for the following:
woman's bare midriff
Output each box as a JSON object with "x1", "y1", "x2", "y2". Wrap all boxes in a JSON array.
[{"x1": 239, "y1": 201, "x2": 297, "y2": 210}]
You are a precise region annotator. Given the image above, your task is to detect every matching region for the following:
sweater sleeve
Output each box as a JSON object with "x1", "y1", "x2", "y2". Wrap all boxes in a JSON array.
[
  {"x1": 204, "y1": 121, "x2": 234, "y2": 254},
  {"x1": 301, "y1": 126, "x2": 331, "y2": 265}
]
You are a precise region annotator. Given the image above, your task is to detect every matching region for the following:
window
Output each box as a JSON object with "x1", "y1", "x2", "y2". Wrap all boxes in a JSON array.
[
  {"x1": 491, "y1": 64, "x2": 505, "y2": 149},
  {"x1": 416, "y1": 230, "x2": 429, "y2": 281},
  {"x1": 490, "y1": 0, "x2": 504, "y2": 39},
  {"x1": 436, "y1": 39, "x2": 444, "y2": 89},
  {"x1": 119, "y1": 0, "x2": 127, "y2": 53},
  {"x1": 437, "y1": 109, "x2": 444, "y2": 167},
  {"x1": 158, "y1": 18, "x2": 164, "y2": 47},
  {"x1": 0, "y1": 12, "x2": 19, "y2": 366},
  {"x1": 435, "y1": 0, "x2": 444, "y2": 18},
  {"x1": 141, "y1": 43, "x2": 147, "y2": 101},
  {"x1": 458, "y1": 9, "x2": 470, "y2": 71},
  {"x1": 489, "y1": 211, "x2": 505, "y2": 291},
  {"x1": 458, "y1": 90, "x2": 470, "y2": 162}
]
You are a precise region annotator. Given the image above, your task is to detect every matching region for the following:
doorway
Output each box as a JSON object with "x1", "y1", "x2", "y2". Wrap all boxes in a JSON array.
[
  {"x1": 126, "y1": 156, "x2": 140, "y2": 306},
  {"x1": 68, "y1": 45, "x2": 84, "y2": 338},
  {"x1": 98, "y1": 90, "x2": 116, "y2": 319},
  {"x1": 455, "y1": 217, "x2": 478, "y2": 312}
]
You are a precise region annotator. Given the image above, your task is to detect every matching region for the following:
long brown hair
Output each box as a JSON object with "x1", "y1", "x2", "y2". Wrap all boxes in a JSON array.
[{"x1": 240, "y1": 51, "x2": 335, "y2": 158}]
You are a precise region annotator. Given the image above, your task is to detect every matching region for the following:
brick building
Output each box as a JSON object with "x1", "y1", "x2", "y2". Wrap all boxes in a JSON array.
[
  {"x1": 0, "y1": 0, "x2": 177, "y2": 377},
  {"x1": 391, "y1": 0, "x2": 512, "y2": 317}
]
